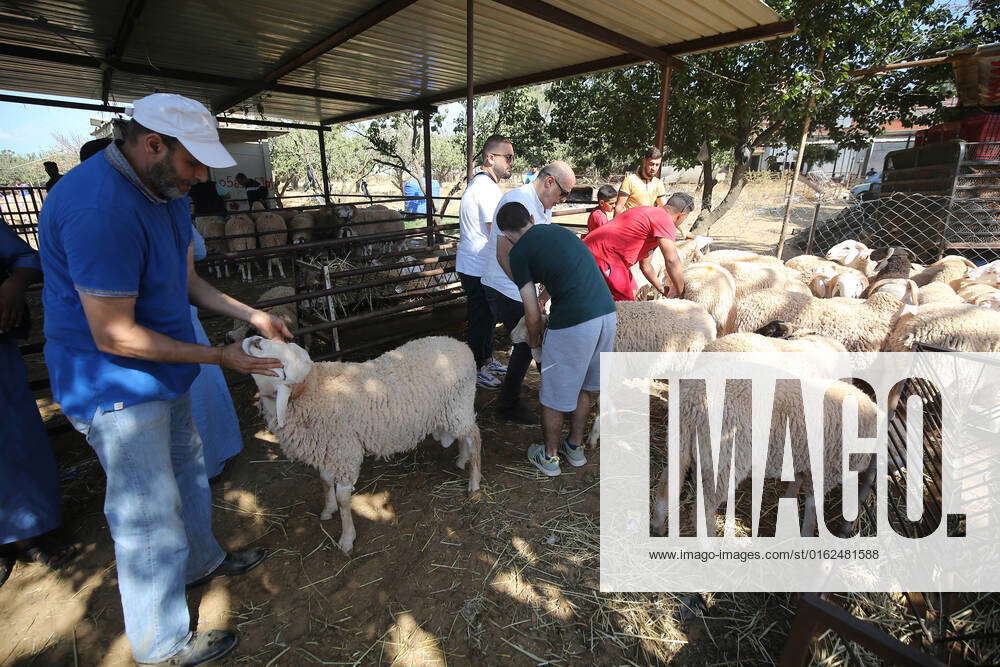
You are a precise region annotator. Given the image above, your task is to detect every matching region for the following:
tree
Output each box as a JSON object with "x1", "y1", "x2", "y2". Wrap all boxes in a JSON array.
[{"x1": 546, "y1": 0, "x2": 976, "y2": 233}]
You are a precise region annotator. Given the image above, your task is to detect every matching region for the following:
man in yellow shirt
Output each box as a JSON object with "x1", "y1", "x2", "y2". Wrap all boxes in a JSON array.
[{"x1": 613, "y1": 146, "x2": 667, "y2": 217}]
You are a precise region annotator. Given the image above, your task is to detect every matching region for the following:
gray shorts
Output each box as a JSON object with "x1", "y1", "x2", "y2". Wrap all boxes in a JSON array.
[{"x1": 539, "y1": 312, "x2": 617, "y2": 412}]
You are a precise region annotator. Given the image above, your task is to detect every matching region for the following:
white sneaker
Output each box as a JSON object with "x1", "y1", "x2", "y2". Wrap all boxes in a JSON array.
[
  {"x1": 485, "y1": 359, "x2": 508, "y2": 375},
  {"x1": 476, "y1": 369, "x2": 501, "y2": 388}
]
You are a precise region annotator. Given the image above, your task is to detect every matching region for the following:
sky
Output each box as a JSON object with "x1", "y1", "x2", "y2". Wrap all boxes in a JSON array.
[
  {"x1": 0, "y1": 92, "x2": 119, "y2": 156},
  {"x1": 0, "y1": 90, "x2": 469, "y2": 157}
]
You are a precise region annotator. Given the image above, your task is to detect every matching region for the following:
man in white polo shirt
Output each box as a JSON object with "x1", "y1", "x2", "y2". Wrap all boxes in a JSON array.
[
  {"x1": 457, "y1": 134, "x2": 515, "y2": 389},
  {"x1": 481, "y1": 161, "x2": 576, "y2": 424}
]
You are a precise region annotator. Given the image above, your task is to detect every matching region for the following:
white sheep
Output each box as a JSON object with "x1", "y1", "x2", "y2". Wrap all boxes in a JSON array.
[
  {"x1": 243, "y1": 335, "x2": 481, "y2": 554},
  {"x1": 333, "y1": 204, "x2": 406, "y2": 256},
  {"x1": 195, "y1": 216, "x2": 228, "y2": 278},
  {"x1": 826, "y1": 240, "x2": 875, "y2": 275},
  {"x1": 701, "y1": 249, "x2": 782, "y2": 268},
  {"x1": 866, "y1": 278, "x2": 918, "y2": 306},
  {"x1": 289, "y1": 212, "x2": 316, "y2": 244},
  {"x1": 726, "y1": 261, "x2": 805, "y2": 299},
  {"x1": 632, "y1": 235, "x2": 712, "y2": 299},
  {"x1": 823, "y1": 271, "x2": 869, "y2": 298},
  {"x1": 681, "y1": 262, "x2": 736, "y2": 335},
  {"x1": 885, "y1": 302, "x2": 1000, "y2": 353},
  {"x1": 615, "y1": 299, "x2": 717, "y2": 354},
  {"x1": 911, "y1": 255, "x2": 976, "y2": 286},
  {"x1": 650, "y1": 376, "x2": 878, "y2": 537},
  {"x1": 253, "y1": 212, "x2": 288, "y2": 278},
  {"x1": 917, "y1": 282, "x2": 963, "y2": 305},
  {"x1": 224, "y1": 213, "x2": 257, "y2": 282},
  {"x1": 966, "y1": 260, "x2": 1000, "y2": 286},
  {"x1": 951, "y1": 278, "x2": 1000, "y2": 307},
  {"x1": 726, "y1": 289, "x2": 909, "y2": 352},
  {"x1": 785, "y1": 254, "x2": 868, "y2": 291}
]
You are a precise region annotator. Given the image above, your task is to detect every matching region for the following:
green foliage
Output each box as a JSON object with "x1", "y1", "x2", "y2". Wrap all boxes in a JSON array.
[
  {"x1": 269, "y1": 127, "x2": 374, "y2": 193},
  {"x1": 801, "y1": 144, "x2": 838, "y2": 171}
]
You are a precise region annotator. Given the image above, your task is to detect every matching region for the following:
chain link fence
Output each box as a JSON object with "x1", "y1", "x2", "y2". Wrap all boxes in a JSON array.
[{"x1": 786, "y1": 192, "x2": 1000, "y2": 265}]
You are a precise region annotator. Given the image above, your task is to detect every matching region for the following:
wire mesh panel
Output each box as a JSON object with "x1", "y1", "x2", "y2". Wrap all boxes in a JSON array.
[
  {"x1": 790, "y1": 193, "x2": 1000, "y2": 265},
  {"x1": 789, "y1": 140, "x2": 1000, "y2": 265}
]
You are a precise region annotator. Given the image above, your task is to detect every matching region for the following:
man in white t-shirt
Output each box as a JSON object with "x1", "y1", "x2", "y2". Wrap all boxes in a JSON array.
[
  {"x1": 482, "y1": 160, "x2": 576, "y2": 424},
  {"x1": 457, "y1": 135, "x2": 515, "y2": 389}
]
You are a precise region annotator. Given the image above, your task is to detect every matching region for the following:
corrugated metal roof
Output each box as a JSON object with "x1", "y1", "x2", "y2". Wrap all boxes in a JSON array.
[{"x1": 0, "y1": 0, "x2": 789, "y2": 125}]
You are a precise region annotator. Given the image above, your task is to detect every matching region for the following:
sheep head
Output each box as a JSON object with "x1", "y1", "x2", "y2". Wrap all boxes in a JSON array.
[
  {"x1": 826, "y1": 240, "x2": 871, "y2": 267},
  {"x1": 966, "y1": 260, "x2": 1000, "y2": 286},
  {"x1": 242, "y1": 336, "x2": 314, "y2": 428},
  {"x1": 755, "y1": 320, "x2": 795, "y2": 338}
]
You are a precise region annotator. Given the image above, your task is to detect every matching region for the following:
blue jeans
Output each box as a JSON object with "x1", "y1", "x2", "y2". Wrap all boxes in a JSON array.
[{"x1": 67, "y1": 393, "x2": 225, "y2": 663}]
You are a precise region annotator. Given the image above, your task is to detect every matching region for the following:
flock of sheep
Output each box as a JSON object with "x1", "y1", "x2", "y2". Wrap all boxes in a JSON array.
[
  {"x1": 232, "y1": 232, "x2": 1000, "y2": 555},
  {"x1": 193, "y1": 203, "x2": 408, "y2": 282}
]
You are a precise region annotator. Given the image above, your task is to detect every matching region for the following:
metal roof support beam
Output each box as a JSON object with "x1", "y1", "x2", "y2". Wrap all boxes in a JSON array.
[
  {"x1": 491, "y1": 0, "x2": 682, "y2": 68},
  {"x1": 102, "y1": 0, "x2": 148, "y2": 104},
  {"x1": 0, "y1": 43, "x2": 401, "y2": 107},
  {"x1": 212, "y1": 0, "x2": 421, "y2": 113},
  {"x1": 322, "y1": 19, "x2": 796, "y2": 125},
  {"x1": 0, "y1": 92, "x2": 328, "y2": 131},
  {"x1": 466, "y1": 0, "x2": 474, "y2": 181}
]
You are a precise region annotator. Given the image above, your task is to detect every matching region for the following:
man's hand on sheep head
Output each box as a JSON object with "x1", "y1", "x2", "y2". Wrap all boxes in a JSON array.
[
  {"x1": 219, "y1": 342, "x2": 284, "y2": 376},
  {"x1": 249, "y1": 309, "x2": 294, "y2": 341}
]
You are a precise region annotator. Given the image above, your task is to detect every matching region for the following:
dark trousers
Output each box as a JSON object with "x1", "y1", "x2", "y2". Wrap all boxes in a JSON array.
[
  {"x1": 246, "y1": 186, "x2": 268, "y2": 208},
  {"x1": 459, "y1": 272, "x2": 495, "y2": 369},
  {"x1": 484, "y1": 285, "x2": 533, "y2": 409}
]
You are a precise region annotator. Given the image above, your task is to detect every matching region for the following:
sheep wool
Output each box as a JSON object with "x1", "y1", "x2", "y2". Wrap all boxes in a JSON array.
[
  {"x1": 918, "y1": 282, "x2": 963, "y2": 305},
  {"x1": 681, "y1": 262, "x2": 736, "y2": 335},
  {"x1": 615, "y1": 299, "x2": 716, "y2": 353},
  {"x1": 911, "y1": 255, "x2": 975, "y2": 286},
  {"x1": 885, "y1": 302, "x2": 1000, "y2": 353},
  {"x1": 785, "y1": 255, "x2": 867, "y2": 288},
  {"x1": 652, "y1": 377, "x2": 877, "y2": 536},
  {"x1": 727, "y1": 289, "x2": 905, "y2": 352},
  {"x1": 269, "y1": 335, "x2": 478, "y2": 478}
]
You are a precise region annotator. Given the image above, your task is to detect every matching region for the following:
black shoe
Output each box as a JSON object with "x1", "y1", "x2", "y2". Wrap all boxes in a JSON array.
[
  {"x1": 138, "y1": 630, "x2": 238, "y2": 666},
  {"x1": 0, "y1": 554, "x2": 13, "y2": 588},
  {"x1": 186, "y1": 548, "x2": 267, "y2": 589},
  {"x1": 495, "y1": 402, "x2": 537, "y2": 425}
]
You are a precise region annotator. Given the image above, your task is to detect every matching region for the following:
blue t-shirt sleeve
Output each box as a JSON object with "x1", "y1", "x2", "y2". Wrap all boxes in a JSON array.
[
  {"x1": 63, "y1": 207, "x2": 145, "y2": 297},
  {"x1": 0, "y1": 221, "x2": 41, "y2": 272}
]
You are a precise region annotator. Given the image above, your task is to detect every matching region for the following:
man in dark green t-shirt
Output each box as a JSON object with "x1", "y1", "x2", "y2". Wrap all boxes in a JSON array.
[{"x1": 499, "y1": 201, "x2": 617, "y2": 477}]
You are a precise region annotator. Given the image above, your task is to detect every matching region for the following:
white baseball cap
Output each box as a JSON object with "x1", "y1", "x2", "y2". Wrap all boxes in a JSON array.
[{"x1": 129, "y1": 93, "x2": 236, "y2": 168}]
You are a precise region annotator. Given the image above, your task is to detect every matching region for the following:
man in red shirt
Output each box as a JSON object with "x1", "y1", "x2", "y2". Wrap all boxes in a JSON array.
[
  {"x1": 583, "y1": 193, "x2": 694, "y2": 301},
  {"x1": 586, "y1": 185, "x2": 618, "y2": 234}
]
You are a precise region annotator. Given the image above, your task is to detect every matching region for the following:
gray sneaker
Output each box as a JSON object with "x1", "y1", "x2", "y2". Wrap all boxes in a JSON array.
[
  {"x1": 528, "y1": 444, "x2": 561, "y2": 477},
  {"x1": 559, "y1": 439, "x2": 587, "y2": 467}
]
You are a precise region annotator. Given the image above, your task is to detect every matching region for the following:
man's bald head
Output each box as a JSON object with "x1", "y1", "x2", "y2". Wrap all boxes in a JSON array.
[{"x1": 535, "y1": 161, "x2": 577, "y2": 209}]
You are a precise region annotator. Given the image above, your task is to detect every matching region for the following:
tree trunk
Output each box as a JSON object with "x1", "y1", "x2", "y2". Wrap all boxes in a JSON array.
[{"x1": 690, "y1": 159, "x2": 749, "y2": 235}]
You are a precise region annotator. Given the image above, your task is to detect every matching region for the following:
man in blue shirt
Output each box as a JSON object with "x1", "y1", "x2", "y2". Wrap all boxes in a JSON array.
[
  {"x1": 1, "y1": 220, "x2": 75, "y2": 588},
  {"x1": 403, "y1": 176, "x2": 440, "y2": 215},
  {"x1": 39, "y1": 93, "x2": 290, "y2": 666}
]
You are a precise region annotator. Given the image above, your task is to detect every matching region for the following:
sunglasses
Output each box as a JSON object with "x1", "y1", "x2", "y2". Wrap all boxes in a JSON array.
[
  {"x1": 490, "y1": 152, "x2": 515, "y2": 163},
  {"x1": 550, "y1": 176, "x2": 571, "y2": 199}
]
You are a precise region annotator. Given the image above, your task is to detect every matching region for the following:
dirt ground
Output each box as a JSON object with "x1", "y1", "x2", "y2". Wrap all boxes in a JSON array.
[{"x1": 9, "y1": 183, "x2": 990, "y2": 666}]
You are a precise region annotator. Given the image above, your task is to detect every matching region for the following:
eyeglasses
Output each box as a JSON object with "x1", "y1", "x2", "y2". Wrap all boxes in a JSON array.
[
  {"x1": 490, "y1": 153, "x2": 515, "y2": 163},
  {"x1": 550, "y1": 176, "x2": 571, "y2": 200}
]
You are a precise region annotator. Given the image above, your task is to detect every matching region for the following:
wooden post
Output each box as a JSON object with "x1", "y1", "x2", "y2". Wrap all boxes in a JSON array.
[
  {"x1": 655, "y1": 64, "x2": 672, "y2": 177},
  {"x1": 466, "y1": 0, "x2": 475, "y2": 181},
  {"x1": 775, "y1": 46, "x2": 824, "y2": 258},
  {"x1": 317, "y1": 127, "x2": 330, "y2": 206},
  {"x1": 423, "y1": 109, "x2": 434, "y2": 244}
]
